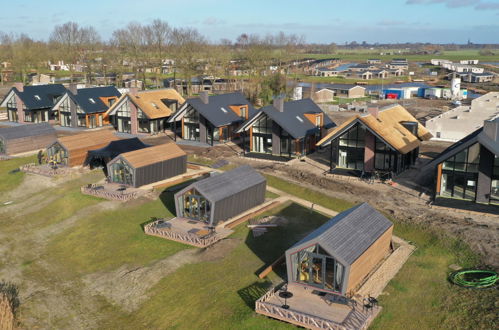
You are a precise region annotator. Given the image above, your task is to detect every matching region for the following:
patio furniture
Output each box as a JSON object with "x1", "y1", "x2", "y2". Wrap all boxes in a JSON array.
[
  {"x1": 278, "y1": 290, "x2": 293, "y2": 310},
  {"x1": 195, "y1": 229, "x2": 211, "y2": 238}
]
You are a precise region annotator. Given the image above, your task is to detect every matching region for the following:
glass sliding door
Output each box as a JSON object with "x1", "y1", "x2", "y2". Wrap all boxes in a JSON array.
[{"x1": 292, "y1": 245, "x2": 344, "y2": 293}]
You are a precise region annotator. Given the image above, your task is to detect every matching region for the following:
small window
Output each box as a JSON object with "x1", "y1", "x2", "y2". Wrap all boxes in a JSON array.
[
  {"x1": 221, "y1": 107, "x2": 228, "y2": 113},
  {"x1": 315, "y1": 115, "x2": 321, "y2": 127},
  {"x1": 151, "y1": 102, "x2": 159, "y2": 109},
  {"x1": 240, "y1": 106, "x2": 247, "y2": 118},
  {"x1": 34, "y1": 95, "x2": 41, "y2": 101},
  {"x1": 296, "y1": 116, "x2": 304, "y2": 123},
  {"x1": 89, "y1": 98, "x2": 96, "y2": 104}
]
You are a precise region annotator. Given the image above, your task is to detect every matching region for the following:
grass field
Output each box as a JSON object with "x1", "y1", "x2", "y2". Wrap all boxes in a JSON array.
[
  {"x1": 0, "y1": 157, "x2": 495, "y2": 329},
  {"x1": 0, "y1": 156, "x2": 36, "y2": 194},
  {"x1": 304, "y1": 49, "x2": 499, "y2": 62}
]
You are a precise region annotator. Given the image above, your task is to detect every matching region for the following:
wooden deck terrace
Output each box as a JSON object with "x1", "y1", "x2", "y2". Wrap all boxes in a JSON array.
[
  {"x1": 144, "y1": 217, "x2": 234, "y2": 248},
  {"x1": 256, "y1": 284, "x2": 380, "y2": 330},
  {"x1": 20, "y1": 163, "x2": 83, "y2": 177},
  {"x1": 81, "y1": 183, "x2": 150, "y2": 201}
]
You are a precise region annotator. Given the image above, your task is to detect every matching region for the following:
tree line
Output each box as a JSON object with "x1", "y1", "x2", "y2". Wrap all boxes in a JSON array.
[{"x1": 0, "y1": 20, "x2": 306, "y2": 102}]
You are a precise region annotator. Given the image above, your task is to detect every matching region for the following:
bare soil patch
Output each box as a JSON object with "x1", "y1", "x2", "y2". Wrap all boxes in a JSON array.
[{"x1": 83, "y1": 238, "x2": 241, "y2": 312}]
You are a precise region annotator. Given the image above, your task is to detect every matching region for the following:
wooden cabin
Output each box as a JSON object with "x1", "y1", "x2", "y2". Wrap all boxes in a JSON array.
[
  {"x1": 107, "y1": 143, "x2": 187, "y2": 188},
  {"x1": 46, "y1": 130, "x2": 119, "y2": 167},
  {"x1": 174, "y1": 165, "x2": 266, "y2": 226},
  {"x1": 0, "y1": 123, "x2": 57, "y2": 155},
  {"x1": 285, "y1": 203, "x2": 393, "y2": 296}
]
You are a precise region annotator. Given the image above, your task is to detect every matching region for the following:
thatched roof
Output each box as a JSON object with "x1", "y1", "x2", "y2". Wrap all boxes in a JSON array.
[{"x1": 317, "y1": 104, "x2": 432, "y2": 154}]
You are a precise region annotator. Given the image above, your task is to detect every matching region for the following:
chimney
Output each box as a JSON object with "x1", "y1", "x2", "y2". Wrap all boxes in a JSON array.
[
  {"x1": 68, "y1": 83, "x2": 78, "y2": 95},
  {"x1": 367, "y1": 105, "x2": 379, "y2": 118},
  {"x1": 14, "y1": 82, "x2": 24, "y2": 92},
  {"x1": 273, "y1": 96, "x2": 284, "y2": 112},
  {"x1": 199, "y1": 91, "x2": 209, "y2": 104},
  {"x1": 129, "y1": 87, "x2": 138, "y2": 96},
  {"x1": 483, "y1": 117, "x2": 499, "y2": 142}
]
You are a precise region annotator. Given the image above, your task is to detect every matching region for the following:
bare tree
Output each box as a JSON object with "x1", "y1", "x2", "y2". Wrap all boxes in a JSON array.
[{"x1": 170, "y1": 27, "x2": 206, "y2": 95}]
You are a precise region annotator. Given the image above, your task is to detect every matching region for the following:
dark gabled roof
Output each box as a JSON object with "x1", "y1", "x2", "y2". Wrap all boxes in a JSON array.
[
  {"x1": 254, "y1": 99, "x2": 336, "y2": 139},
  {"x1": 185, "y1": 92, "x2": 257, "y2": 127},
  {"x1": 188, "y1": 165, "x2": 265, "y2": 203},
  {"x1": 10, "y1": 84, "x2": 67, "y2": 110},
  {"x1": 0, "y1": 123, "x2": 56, "y2": 140},
  {"x1": 288, "y1": 203, "x2": 393, "y2": 265},
  {"x1": 69, "y1": 86, "x2": 121, "y2": 114},
  {"x1": 85, "y1": 138, "x2": 149, "y2": 165}
]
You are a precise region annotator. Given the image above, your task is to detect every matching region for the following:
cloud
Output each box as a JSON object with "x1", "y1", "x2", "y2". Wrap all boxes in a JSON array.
[{"x1": 476, "y1": 2, "x2": 499, "y2": 10}]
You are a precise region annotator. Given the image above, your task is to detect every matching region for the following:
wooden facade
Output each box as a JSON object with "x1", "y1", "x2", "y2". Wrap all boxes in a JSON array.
[
  {"x1": 346, "y1": 226, "x2": 393, "y2": 294},
  {"x1": 0, "y1": 123, "x2": 57, "y2": 155},
  {"x1": 46, "y1": 130, "x2": 119, "y2": 167}
]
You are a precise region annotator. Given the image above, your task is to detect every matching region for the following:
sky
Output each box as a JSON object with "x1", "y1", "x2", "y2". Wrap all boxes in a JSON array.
[{"x1": 1, "y1": 0, "x2": 498, "y2": 44}]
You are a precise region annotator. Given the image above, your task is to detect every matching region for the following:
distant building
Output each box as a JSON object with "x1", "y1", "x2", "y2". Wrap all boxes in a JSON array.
[
  {"x1": 459, "y1": 59, "x2": 479, "y2": 65},
  {"x1": 425, "y1": 92, "x2": 499, "y2": 142},
  {"x1": 326, "y1": 84, "x2": 366, "y2": 98},
  {"x1": 367, "y1": 59, "x2": 381, "y2": 64}
]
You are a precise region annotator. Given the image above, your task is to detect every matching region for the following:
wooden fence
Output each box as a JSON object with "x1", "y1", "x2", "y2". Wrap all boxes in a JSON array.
[{"x1": 144, "y1": 219, "x2": 220, "y2": 248}]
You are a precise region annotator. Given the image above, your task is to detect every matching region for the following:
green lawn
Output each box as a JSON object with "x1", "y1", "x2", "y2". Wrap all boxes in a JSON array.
[
  {"x1": 265, "y1": 174, "x2": 355, "y2": 212},
  {"x1": 303, "y1": 49, "x2": 499, "y2": 62},
  {"x1": 0, "y1": 155, "x2": 36, "y2": 195},
  {"x1": 97, "y1": 202, "x2": 329, "y2": 329},
  {"x1": 1, "y1": 159, "x2": 495, "y2": 329}
]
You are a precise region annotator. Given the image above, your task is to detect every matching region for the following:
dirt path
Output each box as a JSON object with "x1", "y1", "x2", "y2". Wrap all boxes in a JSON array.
[
  {"x1": 83, "y1": 238, "x2": 241, "y2": 312},
  {"x1": 267, "y1": 186, "x2": 338, "y2": 217}
]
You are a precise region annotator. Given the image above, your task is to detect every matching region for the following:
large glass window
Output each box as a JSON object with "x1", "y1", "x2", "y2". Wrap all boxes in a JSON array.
[
  {"x1": 252, "y1": 115, "x2": 273, "y2": 154},
  {"x1": 180, "y1": 188, "x2": 211, "y2": 223},
  {"x1": 183, "y1": 107, "x2": 200, "y2": 141},
  {"x1": 46, "y1": 143, "x2": 68, "y2": 166},
  {"x1": 109, "y1": 159, "x2": 134, "y2": 186},
  {"x1": 337, "y1": 124, "x2": 366, "y2": 170},
  {"x1": 439, "y1": 143, "x2": 480, "y2": 201},
  {"x1": 290, "y1": 244, "x2": 344, "y2": 293},
  {"x1": 374, "y1": 137, "x2": 396, "y2": 171}
]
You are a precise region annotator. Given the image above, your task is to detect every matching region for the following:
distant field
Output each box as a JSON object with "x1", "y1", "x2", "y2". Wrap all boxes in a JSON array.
[{"x1": 304, "y1": 49, "x2": 499, "y2": 62}]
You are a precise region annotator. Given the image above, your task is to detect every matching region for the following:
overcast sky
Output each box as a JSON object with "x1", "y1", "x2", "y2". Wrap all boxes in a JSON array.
[{"x1": 1, "y1": 0, "x2": 498, "y2": 44}]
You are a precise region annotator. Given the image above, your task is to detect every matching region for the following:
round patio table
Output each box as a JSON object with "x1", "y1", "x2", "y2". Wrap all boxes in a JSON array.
[{"x1": 279, "y1": 291, "x2": 293, "y2": 309}]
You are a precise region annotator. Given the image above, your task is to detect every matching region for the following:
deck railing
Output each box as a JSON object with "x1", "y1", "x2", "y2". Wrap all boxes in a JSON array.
[
  {"x1": 144, "y1": 219, "x2": 220, "y2": 248},
  {"x1": 80, "y1": 184, "x2": 138, "y2": 201},
  {"x1": 255, "y1": 284, "x2": 345, "y2": 330},
  {"x1": 20, "y1": 163, "x2": 71, "y2": 177}
]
